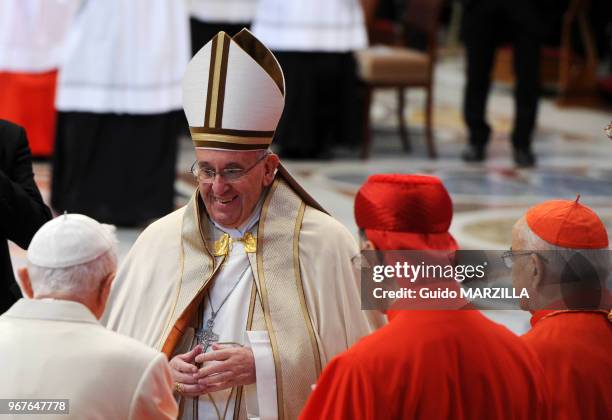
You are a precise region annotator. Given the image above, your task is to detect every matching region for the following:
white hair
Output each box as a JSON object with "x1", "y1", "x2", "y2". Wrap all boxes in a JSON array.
[
  {"x1": 517, "y1": 220, "x2": 610, "y2": 284},
  {"x1": 28, "y1": 248, "x2": 117, "y2": 297}
]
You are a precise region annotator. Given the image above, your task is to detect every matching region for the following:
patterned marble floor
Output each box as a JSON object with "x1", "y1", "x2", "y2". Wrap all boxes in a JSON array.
[{"x1": 10, "y1": 54, "x2": 612, "y2": 334}]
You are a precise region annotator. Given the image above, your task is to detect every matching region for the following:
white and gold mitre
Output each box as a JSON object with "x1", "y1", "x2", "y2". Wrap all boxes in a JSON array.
[{"x1": 182, "y1": 29, "x2": 285, "y2": 150}]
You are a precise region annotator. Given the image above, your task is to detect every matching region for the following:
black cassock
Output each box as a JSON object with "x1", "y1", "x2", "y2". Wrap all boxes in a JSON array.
[{"x1": 51, "y1": 110, "x2": 182, "y2": 227}]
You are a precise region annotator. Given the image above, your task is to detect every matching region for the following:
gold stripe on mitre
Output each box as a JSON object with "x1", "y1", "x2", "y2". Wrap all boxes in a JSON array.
[
  {"x1": 190, "y1": 127, "x2": 273, "y2": 150},
  {"x1": 203, "y1": 32, "x2": 231, "y2": 129}
]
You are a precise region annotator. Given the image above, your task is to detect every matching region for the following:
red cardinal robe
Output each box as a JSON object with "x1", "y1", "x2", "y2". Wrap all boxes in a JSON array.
[
  {"x1": 521, "y1": 310, "x2": 612, "y2": 420},
  {"x1": 300, "y1": 310, "x2": 551, "y2": 419},
  {"x1": 0, "y1": 70, "x2": 58, "y2": 157}
]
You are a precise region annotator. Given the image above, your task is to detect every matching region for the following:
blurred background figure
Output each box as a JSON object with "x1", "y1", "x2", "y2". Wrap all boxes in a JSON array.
[
  {"x1": 252, "y1": 0, "x2": 369, "y2": 159},
  {"x1": 51, "y1": 0, "x2": 190, "y2": 226},
  {"x1": 0, "y1": 0, "x2": 78, "y2": 157},
  {"x1": 0, "y1": 120, "x2": 51, "y2": 314},
  {"x1": 189, "y1": 0, "x2": 256, "y2": 54},
  {"x1": 460, "y1": 0, "x2": 544, "y2": 167},
  {"x1": 0, "y1": 214, "x2": 177, "y2": 419}
]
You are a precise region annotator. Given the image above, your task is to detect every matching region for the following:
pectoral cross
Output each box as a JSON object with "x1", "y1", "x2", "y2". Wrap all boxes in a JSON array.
[{"x1": 195, "y1": 317, "x2": 219, "y2": 351}]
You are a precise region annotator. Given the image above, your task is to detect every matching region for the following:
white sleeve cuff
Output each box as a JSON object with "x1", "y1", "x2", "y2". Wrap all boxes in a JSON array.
[{"x1": 243, "y1": 330, "x2": 277, "y2": 420}]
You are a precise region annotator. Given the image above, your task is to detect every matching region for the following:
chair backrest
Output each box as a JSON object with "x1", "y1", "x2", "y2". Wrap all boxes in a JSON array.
[
  {"x1": 401, "y1": 0, "x2": 445, "y2": 53},
  {"x1": 403, "y1": 0, "x2": 445, "y2": 35}
]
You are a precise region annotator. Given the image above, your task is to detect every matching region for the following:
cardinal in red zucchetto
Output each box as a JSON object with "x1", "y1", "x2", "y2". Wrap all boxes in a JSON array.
[
  {"x1": 511, "y1": 198, "x2": 612, "y2": 420},
  {"x1": 300, "y1": 174, "x2": 551, "y2": 420}
]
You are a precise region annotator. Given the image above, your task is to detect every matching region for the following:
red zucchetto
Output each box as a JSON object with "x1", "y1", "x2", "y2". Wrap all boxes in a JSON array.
[
  {"x1": 526, "y1": 197, "x2": 609, "y2": 249},
  {"x1": 354, "y1": 174, "x2": 457, "y2": 250}
]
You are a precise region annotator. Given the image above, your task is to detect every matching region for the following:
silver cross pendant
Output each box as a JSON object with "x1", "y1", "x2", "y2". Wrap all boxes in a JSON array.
[{"x1": 195, "y1": 317, "x2": 219, "y2": 351}]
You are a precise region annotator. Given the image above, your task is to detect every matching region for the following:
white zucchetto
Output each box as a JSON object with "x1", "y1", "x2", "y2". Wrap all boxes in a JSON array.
[{"x1": 27, "y1": 214, "x2": 116, "y2": 268}]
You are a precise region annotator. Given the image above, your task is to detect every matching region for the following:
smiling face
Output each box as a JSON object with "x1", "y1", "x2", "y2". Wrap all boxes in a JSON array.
[{"x1": 194, "y1": 149, "x2": 279, "y2": 228}]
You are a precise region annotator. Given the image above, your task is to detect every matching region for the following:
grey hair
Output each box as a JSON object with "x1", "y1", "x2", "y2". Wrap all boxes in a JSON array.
[
  {"x1": 28, "y1": 248, "x2": 118, "y2": 298},
  {"x1": 358, "y1": 228, "x2": 367, "y2": 243},
  {"x1": 517, "y1": 220, "x2": 610, "y2": 284}
]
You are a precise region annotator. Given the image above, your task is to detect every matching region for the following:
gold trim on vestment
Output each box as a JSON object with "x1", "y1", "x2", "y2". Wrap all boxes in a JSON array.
[
  {"x1": 255, "y1": 179, "x2": 284, "y2": 420},
  {"x1": 246, "y1": 280, "x2": 258, "y2": 330},
  {"x1": 240, "y1": 233, "x2": 257, "y2": 253},
  {"x1": 255, "y1": 178, "x2": 322, "y2": 419},
  {"x1": 156, "y1": 190, "x2": 208, "y2": 352},
  {"x1": 293, "y1": 202, "x2": 322, "y2": 376},
  {"x1": 156, "y1": 231, "x2": 186, "y2": 351},
  {"x1": 213, "y1": 234, "x2": 230, "y2": 257},
  {"x1": 232, "y1": 280, "x2": 259, "y2": 420},
  {"x1": 160, "y1": 191, "x2": 226, "y2": 357}
]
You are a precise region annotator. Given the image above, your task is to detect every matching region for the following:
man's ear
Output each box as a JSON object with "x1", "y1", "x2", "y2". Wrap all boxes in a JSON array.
[
  {"x1": 361, "y1": 239, "x2": 376, "y2": 251},
  {"x1": 262, "y1": 153, "x2": 280, "y2": 187},
  {"x1": 17, "y1": 267, "x2": 34, "y2": 299},
  {"x1": 98, "y1": 272, "x2": 115, "y2": 309},
  {"x1": 530, "y1": 253, "x2": 545, "y2": 290}
]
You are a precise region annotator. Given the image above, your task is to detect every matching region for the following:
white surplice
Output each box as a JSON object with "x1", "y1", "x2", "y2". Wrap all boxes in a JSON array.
[
  {"x1": 0, "y1": 0, "x2": 79, "y2": 72},
  {"x1": 189, "y1": 0, "x2": 256, "y2": 23},
  {"x1": 252, "y1": 0, "x2": 367, "y2": 52},
  {"x1": 56, "y1": 0, "x2": 190, "y2": 114}
]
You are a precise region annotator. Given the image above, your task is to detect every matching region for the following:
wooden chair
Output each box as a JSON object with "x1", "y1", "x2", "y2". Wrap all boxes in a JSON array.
[
  {"x1": 558, "y1": 0, "x2": 598, "y2": 104},
  {"x1": 355, "y1": 0, "x2": 445, "y2": 159}
]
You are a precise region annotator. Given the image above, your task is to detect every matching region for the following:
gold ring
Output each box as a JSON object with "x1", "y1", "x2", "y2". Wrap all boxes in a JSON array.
[{"x1": 175, "y1": 382, "x2": 184, "y2": 394}]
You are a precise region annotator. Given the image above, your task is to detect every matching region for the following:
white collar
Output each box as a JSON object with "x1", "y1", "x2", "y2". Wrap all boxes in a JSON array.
[
  {"x1": 2, "y1": 298, "x2": 99, "y2": 324},
  {"x1": 211, "y1": 195, "x2": 265, "y2": 239}
]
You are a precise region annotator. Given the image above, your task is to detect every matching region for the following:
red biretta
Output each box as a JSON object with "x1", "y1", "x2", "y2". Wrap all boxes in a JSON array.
[{"x1": 300, "y1": 174, "x2": 551, "y2": 419}]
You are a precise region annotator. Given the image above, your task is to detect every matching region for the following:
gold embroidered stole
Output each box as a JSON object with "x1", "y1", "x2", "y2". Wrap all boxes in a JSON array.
[
  {"x1": 158, "y1": 191, "x2": 220, "y2": 356},
  {"x1": 253, "y1": 178, "x2": 322, "y2": 419}
]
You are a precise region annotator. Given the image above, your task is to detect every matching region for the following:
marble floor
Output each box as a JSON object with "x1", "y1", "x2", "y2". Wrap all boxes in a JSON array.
[{"x1": 10, "y1": 53, "x2": 612, "y2": 334}]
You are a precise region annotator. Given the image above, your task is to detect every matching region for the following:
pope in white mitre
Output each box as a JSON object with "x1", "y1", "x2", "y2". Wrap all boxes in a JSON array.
[{"x1": 103, "y1": 29, "x2": 385, "y2": 420}]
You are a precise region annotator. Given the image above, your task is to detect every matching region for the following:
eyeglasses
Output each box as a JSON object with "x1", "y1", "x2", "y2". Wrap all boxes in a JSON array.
[
  {"x1": 190, "y1": 153, "x2": 269, "y2": 184},
  {"x1": 501, "y1": 249, "x2": 548, "y2": 269}
]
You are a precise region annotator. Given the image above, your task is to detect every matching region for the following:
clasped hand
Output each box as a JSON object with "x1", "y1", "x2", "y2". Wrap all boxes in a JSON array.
[{"x1": 169, "y1": 344, "x2": 256, "y2": 397}]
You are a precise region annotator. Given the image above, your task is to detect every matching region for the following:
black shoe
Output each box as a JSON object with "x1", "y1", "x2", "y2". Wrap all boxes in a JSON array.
[
  {"x1": 461, "y1": 145, "x2": 485, "y2": 162},
  {"x1": 513, "y1": 148, "x2": 536, "y2": 168}
]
